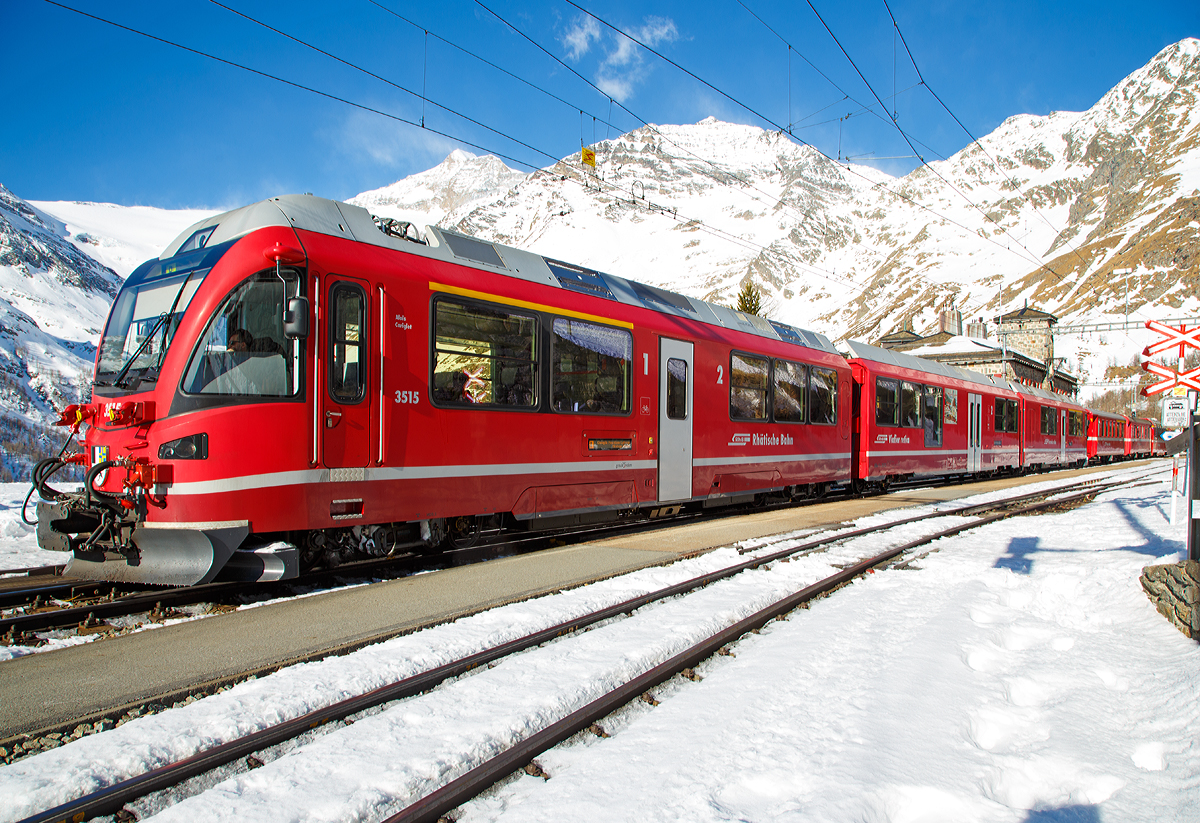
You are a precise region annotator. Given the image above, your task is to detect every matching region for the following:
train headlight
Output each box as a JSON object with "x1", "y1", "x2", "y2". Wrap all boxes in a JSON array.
[{"x1": 159, "y1": 433, "x2": 208, "y2": 460}]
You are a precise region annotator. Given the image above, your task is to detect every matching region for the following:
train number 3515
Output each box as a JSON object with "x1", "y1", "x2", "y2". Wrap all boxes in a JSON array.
[{"x1": 395, "y1": 390, "x2": 421, "y2": 404}]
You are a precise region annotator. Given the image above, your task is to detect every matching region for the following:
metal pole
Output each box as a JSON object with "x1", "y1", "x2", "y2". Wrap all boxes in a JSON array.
[{"x1": 1191, "y1": 407, "x2": 1199, "y2": 562}]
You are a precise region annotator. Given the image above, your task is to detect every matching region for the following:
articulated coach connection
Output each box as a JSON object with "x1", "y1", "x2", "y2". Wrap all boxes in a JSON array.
[{"x1": 31, "y1": 195, "x2": 1162, "y2": 586}]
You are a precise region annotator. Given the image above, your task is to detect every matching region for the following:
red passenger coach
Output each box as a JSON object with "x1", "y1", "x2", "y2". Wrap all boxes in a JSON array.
[
  {"x1": 1129, "y1": 417, "x2": 1154, "y2": 458},
  {"x1": 35, "y1": 194, "x2": 854, "y2": 586},
  {"x1": 844, "y1": 341, "x2": 1020, "y2": 488},
  {"x1": 1087, "y1": 409, "x2": 1128, "y2": 463},
  {"x1": 1016, "y1": 385, "x2": 1087, "y2": 469}
]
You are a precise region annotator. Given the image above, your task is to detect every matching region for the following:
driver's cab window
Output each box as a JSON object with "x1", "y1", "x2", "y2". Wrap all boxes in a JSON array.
[{"x1": 182, "y1": 270, "x2": 301, "y2": 397}]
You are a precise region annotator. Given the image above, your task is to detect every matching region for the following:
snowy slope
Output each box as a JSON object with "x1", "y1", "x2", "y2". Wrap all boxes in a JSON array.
[
  {"x1": 0, "y1": 186, "x2": 121, "y2": 427},
  {"x1": 30, "y1": 199, "x2": 217, "y2": 278},
  {"x1": 348, "y1": 149, "x2": 525, "y2": 235}
]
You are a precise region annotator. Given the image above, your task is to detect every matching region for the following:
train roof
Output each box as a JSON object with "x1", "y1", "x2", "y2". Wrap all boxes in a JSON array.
[
  {"x1": 841, "y1": 340, "x2": 1005, "y2": 391},
  {"x1": 164, "y1": 194, "x2": 840, "y2": 357},
  {"x1": 1002, "y1": 381, "x2": 1085, "y2": 408}
]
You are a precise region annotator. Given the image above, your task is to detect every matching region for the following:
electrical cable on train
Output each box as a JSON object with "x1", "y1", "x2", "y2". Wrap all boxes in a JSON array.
[{"x1": 26, "y1": 194, "x2": 1164, "y2": 587}]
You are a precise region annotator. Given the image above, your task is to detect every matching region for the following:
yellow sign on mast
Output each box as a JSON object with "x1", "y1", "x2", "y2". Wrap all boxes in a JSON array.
[{"x1": 581, "y1": 147, "x2": 596, "y2": 168}]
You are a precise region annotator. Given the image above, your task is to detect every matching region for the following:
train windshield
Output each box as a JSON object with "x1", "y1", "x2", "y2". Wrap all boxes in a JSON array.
[{"x1": 95, "y1": 271, "x2": 205, "y2": 389}]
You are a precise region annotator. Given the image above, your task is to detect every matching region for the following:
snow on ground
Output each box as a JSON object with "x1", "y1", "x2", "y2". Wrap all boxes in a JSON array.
[
  {"x1": 0, "y1": 483, "x2": 63, "y2": 571},
  {"x1": 1, "y1": 464, "x2": 1196, "y2": 823}
]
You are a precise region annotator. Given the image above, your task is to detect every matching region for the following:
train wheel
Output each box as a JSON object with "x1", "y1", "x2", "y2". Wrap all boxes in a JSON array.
[{"x1": 448, "y1": 515, "x2": 482, "y2": 549}]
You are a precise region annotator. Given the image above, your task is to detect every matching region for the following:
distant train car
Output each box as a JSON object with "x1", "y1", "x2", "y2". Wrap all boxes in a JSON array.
[
  {"x1": 1129, "y1": 416, "x2": 1155, "y2": 458},
  {"x1": 1015, "y1": 384, "x2": 1088, "y2": 469},
  {"x1": 844, "y1": 341, "x2": 1020, "y2": 489},
  {"x1": 1088, "y1": 409, "x2": 1128, "y2": 463}
]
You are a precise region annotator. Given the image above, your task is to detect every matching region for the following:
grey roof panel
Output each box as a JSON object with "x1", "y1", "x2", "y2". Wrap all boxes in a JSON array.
[
  {"x1": 157, "y1": 193, "x2": 838, "y2": 357},
  {"x1": 842, "y1": 339, "x2": 997, "y2": 388}
]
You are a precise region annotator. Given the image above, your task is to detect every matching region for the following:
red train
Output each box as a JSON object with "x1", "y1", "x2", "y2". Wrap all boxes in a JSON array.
[{"x1": 31, "y1": 195, "x2": 1161, "y2": 586}]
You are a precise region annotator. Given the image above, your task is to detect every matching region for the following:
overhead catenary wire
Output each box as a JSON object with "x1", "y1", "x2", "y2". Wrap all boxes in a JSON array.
[
  {"x1": 209, "y1": 0, "x2": 857, "y2": 289},
  {"x1": 469, "y1": 0, "x2": 866, "y2": 288},
  {"x1": 38, "y1": 0, "x2": 855, "y2": 294},
  {"x1": 878, "y1": 0, "x2": 1091, "y2": 277},
  {"x1": 796, "y1": 0, "x2": 1065, "y2": 282},
  {"x1": 561, "y1": 0, "x2": 1068, "y2": 288}
]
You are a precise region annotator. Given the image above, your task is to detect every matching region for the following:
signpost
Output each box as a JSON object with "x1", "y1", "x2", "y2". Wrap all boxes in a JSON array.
[{"x1": 1141, "y1": 321, "x2": 1200, "y2": 560}]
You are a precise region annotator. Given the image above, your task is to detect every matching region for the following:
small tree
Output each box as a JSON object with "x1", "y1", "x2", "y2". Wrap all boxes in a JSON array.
[{"x1": 736, "y1": 281, "x2": 762, "y2": 316}]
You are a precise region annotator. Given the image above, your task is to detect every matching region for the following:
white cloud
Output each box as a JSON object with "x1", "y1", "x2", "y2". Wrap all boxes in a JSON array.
[
  {"x1": 562, "y1": 14, "x2": 679, "y2": 104},
  {"x1": 561, "y1": 16, "x2": 601, "y2": 61},
  {"x1": 334, "y1": 109, "x2": 458, "y2": 171}
]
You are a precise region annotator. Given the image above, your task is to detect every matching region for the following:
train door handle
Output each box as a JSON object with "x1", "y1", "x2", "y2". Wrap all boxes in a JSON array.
[{"x1": 325, "y1": 410, "x2": 342, "y2": 428}]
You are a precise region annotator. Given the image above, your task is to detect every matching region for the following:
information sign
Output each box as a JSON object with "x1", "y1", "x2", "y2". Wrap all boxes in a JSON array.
[{"x1": 1163, "y1": 396, "x2": 1190, "y2": 429}]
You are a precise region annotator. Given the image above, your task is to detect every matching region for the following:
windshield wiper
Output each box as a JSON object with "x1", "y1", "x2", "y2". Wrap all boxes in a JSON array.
[{"x1": 110, "y1": 272, "x2": 195, "y2": 390}]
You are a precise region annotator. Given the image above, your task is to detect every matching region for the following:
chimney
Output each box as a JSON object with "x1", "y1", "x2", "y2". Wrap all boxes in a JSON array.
[
  {"x1": 938, "y1": 308, "x2": 963, "y2": 336},
  {"x1": 966, "y1": 317, "x2": 988, "y2": 339}
]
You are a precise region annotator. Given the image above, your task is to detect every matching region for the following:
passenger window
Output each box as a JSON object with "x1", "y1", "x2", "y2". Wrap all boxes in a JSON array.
[
  {"x1": 1040, "y1": 406, "x2": 1057, "y2": 435},
  {"x1": 432, "y1": 299, "x2": 537, "y2": 407},
  {"x1": 772, "y1": 360, "x2": 807, "y2": 423},
  {"x1": 876, "y1": 377, "x2": 899, "y2": 426},
  {"x1": 182, "y1": 270, "x2": 301, "y2": 398},
  {"x1": 923, "y1": 386, "x2": 943, "y2": 447},
  {"x1": 667, "y1": 358, "x2": 687, "y2": 420},
  {"x1": 900, "y1": 381, "x2": 922, "y2": 428},
  {"x1": 809, "y1": 367, "x2": 837, "y2": 425},
  {"x1": 330, "y1": 283, "x2": 366, "y2": 404},
  {"x1": 551, "y1": 318, "x2": 631, "y2": 415},
  {"x1": 730, "y1": 353, "x2": 768, "y2": 420}
]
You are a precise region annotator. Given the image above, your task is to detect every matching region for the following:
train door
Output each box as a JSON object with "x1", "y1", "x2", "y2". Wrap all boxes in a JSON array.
[
  {"x1": 322, "y1": 276, "x2": 372, "y2": 469},
  {"x1": 1060, "y1": 409, "x2": 1068, "y2": 464},
  {"x1": 658, "y1": 339, "x2": 693, "y2": 501},
  {"x1": 967, "y1": 393, "x2": 983, "y2": 472}
]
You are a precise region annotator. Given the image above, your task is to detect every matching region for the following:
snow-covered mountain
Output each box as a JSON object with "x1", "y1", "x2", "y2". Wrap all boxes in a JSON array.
[
  {"x1": 0, "y1": 190, "x2": 213, "y2": 478},
  {"x1": 348, "y1": 149, "x2": 526, "y2": 231},
  {"x1": 432, "y1": 38, "x2": 1200, "y2": 388},
  {"x1": 2, "y1": 38, "x2": 1197, "y2": 467}
]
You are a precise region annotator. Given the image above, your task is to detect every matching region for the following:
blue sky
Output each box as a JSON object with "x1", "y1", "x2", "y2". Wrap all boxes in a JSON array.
[{"x1": 3, "y1": 0, "x2": 1197, "y2": 209}]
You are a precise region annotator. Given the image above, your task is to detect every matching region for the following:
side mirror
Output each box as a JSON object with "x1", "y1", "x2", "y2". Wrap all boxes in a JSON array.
[{"x1": 284, "y1": 296, "x2": 310, "y2": 339}]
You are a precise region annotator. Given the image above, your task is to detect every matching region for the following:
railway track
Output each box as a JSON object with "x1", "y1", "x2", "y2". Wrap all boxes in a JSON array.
[
  {"x1": 12, "y1": 468, "x2": 1158, "y2": 823},
  {"x1": 0, "y1": 463, "x2": 1131, "y2": 646}
]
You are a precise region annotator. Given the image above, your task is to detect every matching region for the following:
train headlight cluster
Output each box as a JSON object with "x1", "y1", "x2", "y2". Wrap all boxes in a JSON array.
[{"x1": 159, "y1": 433, "x2": 208, "y2": 460}]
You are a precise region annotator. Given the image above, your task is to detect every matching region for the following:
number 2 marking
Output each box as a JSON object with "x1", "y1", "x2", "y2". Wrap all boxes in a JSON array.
[{"x1": 716, "y1": 365, "x2": 724, "y2": 385}]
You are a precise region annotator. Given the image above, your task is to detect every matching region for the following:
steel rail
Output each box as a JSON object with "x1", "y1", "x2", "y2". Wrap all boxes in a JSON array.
[
  {"x1": 16, "y1": 473, "x2": 1141, "y2": 823},
  {"x1": 383, "y1": 480, "x2": 1137, "y2": 823}
]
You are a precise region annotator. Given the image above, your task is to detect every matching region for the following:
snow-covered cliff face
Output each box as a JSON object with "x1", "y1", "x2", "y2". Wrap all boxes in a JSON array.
[
  {"x1": 3, "y1": 39, "x2": 1197, "y2": 454},
  {"x1": 348, "y1": 149, "x2": 527, "y2": 230},
  {"x1": 0, "y1": 185, "x2": 121, "y2": 426}
]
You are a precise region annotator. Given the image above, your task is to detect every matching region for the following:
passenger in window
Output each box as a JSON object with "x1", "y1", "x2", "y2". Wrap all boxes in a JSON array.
[
  {"x1": 552, "y1": 381, "x2": 572, "y2": 412},
  {"x1": 435, "y1": 371, "x2": 474, "y2": 404},
  {"x1": 228, "y1": 328, "x2": 252, "y2": 352},
  {"x1": 503, "y1": 366, "x2": 533, "y2": 406}
]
